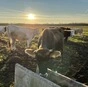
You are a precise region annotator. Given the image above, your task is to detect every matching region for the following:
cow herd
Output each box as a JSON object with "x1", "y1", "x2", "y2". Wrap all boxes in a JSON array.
[{"x1": 0, "y1": 24, "x2": 83, "y2": 74}]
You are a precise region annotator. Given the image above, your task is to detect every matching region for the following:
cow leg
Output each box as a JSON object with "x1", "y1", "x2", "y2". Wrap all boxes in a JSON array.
[
  {"x1": 27, "y1": 40, "x2": 30, "y2": 48},
  {"x1": 65, "y1": 37, "x2": 68, "y2": 42},
  {"x1": 9, "y1": 38, "x2": 16, "y2": 50},
  {"x1": 36, "y1": 64, "x2": 40, "y2": 74},
  {"x1": 26, "y1": 39, "x2": 32, "y2": 48}
]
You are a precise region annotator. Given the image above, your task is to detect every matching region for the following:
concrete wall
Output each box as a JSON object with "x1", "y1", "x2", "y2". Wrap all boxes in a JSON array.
[
  {"x1": 15, "y1": 63, "x2": 60, "y2": 87},
  {"x1": 47, "y1": 68, "x2": 88, "y2": 87}
]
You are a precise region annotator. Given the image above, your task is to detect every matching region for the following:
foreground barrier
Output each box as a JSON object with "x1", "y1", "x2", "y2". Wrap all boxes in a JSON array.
[
  {"x1": 47, "y1": 68, "x2": 88, "y2": 87},
  {"x1": 15, "y1": 63, "x2": 60, "y2": 87},
  {"x1": 15, "y1": 63, "x2": 88, "y2": 87}
]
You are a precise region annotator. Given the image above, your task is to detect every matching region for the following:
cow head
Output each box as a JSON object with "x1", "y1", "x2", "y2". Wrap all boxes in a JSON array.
[
  {"x1": 0, "y1": 26, "x2": 7, "y2": 34},
  {"x1": 25, "y1": 48, "x2": 61, "y2": 61}
]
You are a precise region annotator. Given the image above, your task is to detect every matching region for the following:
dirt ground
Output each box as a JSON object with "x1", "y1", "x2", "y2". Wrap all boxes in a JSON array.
[{"x1": 0, "y1": 31, "x2": 88, "y2": 87}]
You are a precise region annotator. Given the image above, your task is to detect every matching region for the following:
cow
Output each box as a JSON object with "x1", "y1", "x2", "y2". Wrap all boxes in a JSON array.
[
  {"x1": 25, "y1": 28, "x2": 64, "y2": 74},
  {"x1": 60, "y1": 27, "x2": 75, "y2": 41},
  {"x1": 74, "y1": 28, "x2": 83, "y2": 36},
  {"x1": 3, "y1": 24, "x2": 39, "y2": 50}
]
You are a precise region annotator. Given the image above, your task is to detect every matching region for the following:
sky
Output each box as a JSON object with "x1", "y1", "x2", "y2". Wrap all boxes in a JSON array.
[{"x1": 0, "y1": 0, "x2": 88, "y2": 24}]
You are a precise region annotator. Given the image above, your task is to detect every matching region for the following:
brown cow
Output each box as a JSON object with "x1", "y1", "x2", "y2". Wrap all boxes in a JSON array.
[{"x1": 25, "y1": 28, "x2": 64, "y2": 74}]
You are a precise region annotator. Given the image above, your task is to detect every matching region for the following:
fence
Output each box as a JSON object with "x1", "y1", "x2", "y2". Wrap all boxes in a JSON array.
[
  {"x1": 47, "y1": 68, "x2": 88, "y2": 87},
  {"x1": 15, "y1": 63, "x2": 60, "y2": 87},
  {"x1": 15, "y1": 63, "x2": 88, "y2": 87}
]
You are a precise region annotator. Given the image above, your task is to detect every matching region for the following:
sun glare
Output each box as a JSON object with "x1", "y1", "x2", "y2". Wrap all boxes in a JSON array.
[{"x1": 28, "y1": 14, "x2": 35, "y2": 20}]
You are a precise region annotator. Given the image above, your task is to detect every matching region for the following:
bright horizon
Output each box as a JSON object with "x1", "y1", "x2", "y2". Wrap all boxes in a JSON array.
[{"x1": 0, "y1": 0, "x2": 88, "y2": 24}]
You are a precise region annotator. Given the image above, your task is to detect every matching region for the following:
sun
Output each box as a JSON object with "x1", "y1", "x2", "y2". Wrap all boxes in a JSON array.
[{"x1": 28, "y1": 14, "x2": 35, "y2": 20}]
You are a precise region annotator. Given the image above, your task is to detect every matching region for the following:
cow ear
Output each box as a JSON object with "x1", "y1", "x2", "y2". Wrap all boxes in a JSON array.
[
  {"x1": 50, "y1": 50, "x2": 61, "y2": 58},
  {"x1": 25, "y1": 49, "x2": 35, "y2": 58}
]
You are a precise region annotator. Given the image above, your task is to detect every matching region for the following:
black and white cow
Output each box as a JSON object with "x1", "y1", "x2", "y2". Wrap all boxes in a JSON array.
[{"x1": 60, "y1": 27, "x2": 75, "y2": 41}]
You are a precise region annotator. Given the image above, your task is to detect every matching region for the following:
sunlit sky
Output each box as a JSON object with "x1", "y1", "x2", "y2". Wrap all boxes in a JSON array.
[{"x1": 0, "y1": 0, "x2": 88, "y2": 24}]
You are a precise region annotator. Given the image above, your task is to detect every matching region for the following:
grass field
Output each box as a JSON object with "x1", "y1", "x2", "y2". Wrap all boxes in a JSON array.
[{"x1": 0, "y1": 25, "x2": 88, "y2": 87}]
